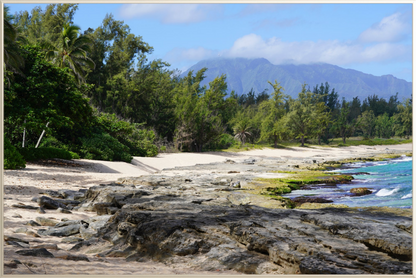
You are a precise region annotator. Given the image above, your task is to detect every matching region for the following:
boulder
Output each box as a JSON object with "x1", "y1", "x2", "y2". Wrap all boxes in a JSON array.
[
  {"x1": 37, "y1": 196, "x2": 67, "y2": 209},
  {"x1": 350, "y1": 187, "x2": 372, "y2": 196}
]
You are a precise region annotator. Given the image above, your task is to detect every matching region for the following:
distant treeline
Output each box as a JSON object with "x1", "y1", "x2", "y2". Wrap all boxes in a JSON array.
[{"x1": 4, "y1": 4, "x2": 412, "y2": 165}]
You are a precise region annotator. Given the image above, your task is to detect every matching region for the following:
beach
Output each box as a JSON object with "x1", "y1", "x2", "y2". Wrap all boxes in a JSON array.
[{"x1": 3, "y1": 143, "x2": 413, "y2": 275}]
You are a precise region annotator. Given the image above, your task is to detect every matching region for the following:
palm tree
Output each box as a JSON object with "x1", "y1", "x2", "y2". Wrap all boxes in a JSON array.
[
  {"x1": 43, "y1": 23, "x2": 95, "y2": 84},
  {"x1": 4, "y1": 6, "x2": 25, "y2": 77},
  {"x1": 233, "y1": 117, "x2": 252, "y2": 146}
]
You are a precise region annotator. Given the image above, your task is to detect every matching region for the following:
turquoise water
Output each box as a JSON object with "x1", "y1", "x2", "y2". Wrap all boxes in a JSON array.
[{"x1": 284, "y1": 155, "x2": 413, "y2": 208}]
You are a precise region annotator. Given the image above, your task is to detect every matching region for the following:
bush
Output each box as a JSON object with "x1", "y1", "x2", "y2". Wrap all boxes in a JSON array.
[
  {"x1": 135, "y1": 129, "x2": 158, "y2": 157},
  {"x1": 18, "y1": 147, "x2": 74, "y2": 161},
  {"x1": 80, "y1": 132, "x2": 132, "y2": 162},
  {"x1": 95, "y1": 112, "x2": 158, "y2": 157},
  {"x1": 39, "y1": 136, "x2": 80, "y2": 159},
  {"x1": 206, "y1": 133, "x2": 237, "y2": 150},
  {"x1": 39, "y1": 135, "x2": 67, "y2": 149},
  {"x1": 4, "y1": 137, "x2": 26, "y2": 169}
]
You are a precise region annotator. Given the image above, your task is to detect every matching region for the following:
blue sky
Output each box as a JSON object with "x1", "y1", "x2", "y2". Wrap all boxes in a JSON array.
[{"x1": 6, "y1": 3, "x2": 412, "y2": 82}]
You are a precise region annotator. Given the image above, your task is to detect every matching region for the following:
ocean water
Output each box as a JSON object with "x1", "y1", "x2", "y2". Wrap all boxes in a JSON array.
[{"x1": 283, "y1": 155, "x2": 413, "y2": 208}]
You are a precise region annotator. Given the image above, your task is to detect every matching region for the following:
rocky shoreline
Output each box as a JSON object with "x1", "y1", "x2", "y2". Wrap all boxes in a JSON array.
[{"x1": 4, "y1": 149, "x2": 413, "y2": 275}]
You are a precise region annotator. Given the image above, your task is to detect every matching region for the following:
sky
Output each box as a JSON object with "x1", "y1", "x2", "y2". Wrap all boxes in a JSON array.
[{"x1": 6, "y1": 3, "x2": 413, "y2": 82}]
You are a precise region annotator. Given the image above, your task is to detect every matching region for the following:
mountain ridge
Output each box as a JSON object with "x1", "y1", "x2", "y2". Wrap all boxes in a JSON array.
[{"x1": 181, "y1": 58, "x2": 412, "y2": 100}]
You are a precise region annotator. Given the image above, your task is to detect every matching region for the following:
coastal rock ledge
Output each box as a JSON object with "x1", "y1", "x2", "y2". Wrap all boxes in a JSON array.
[{"x1": 69, "y1": 173, "x2": 412, "y2": 275}]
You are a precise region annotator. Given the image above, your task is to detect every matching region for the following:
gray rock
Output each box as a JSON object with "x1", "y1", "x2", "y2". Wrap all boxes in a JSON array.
[
  {"x1": 37, "y1": 196, "x2": 67, "y2": 209},
  {"x1": 37, "y1": 224, "x2": 81, "y2": 237},
  {"x1": 55, "y1": 220, "x2": 82, "y2": 228},
  {"x1": 25, "y1": 220, "x2": 41, "y2": 227},
  {"x1": 5, "y1": 241, "x2": 30, "y2": 248},
  {"x1": 79, "y1": 226, "x2": 97, "y2": 240},
  {"x1": 15, "y1": 248, "x2": 54, "y2": 258},
  {"x1": 61, "y1": 237, "x2": 84, "y2": 243},
  {"x1": 4, "y1": 235, "x2": 29, "y2": 244},
  {"x1": 36, "y1": 217, "x2": 58, "y2": 227},
  {"x1": 12, "y1": 203, "x2": 38, "y2": 210},
  {"x1": 14, "y1": 228, "x2": 28, "y2": 234},
  {"x1": 93, "y1": 202, "x2": 113, "y2": 215},
  {"x1": 82, "y1": 173, "x2": 413, "y2": 275},
  {"x1": 57, "y1": 208, "x2": 72, "y2": 214},
  {"x1": 31, "y1": 243, "x2": 59, "y2": 250}
]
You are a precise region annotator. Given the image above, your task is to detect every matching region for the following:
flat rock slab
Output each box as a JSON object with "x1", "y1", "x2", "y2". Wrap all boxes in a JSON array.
[
  {"x1": 37, "y1": 224, "x2": 81, "y2": 237},
  {"x1": 15, "y1": 248, "x2": 54, "y2": 258},
  {"x1": 12, "y1": 203, "x2": 39, "y2": 210}
]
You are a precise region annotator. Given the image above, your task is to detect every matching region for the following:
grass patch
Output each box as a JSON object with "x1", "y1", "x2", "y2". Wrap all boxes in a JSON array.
[
  {"x1": 326, "y1": 136, "x2": 412, "y2": 147},
  {"x1": 211, "y1": 136, "x2": 411, "y2": 153}
]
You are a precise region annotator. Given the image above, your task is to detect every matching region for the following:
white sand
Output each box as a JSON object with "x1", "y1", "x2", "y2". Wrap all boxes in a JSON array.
[{"x1": 3, "y1": 143, "x2": 412, "y2": 275}]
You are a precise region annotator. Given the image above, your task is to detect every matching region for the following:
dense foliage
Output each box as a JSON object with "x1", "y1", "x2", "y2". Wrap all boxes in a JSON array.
[
  {"x1": 3, "y1": 4, "x2": 412, "y2": 169},
  {"x1": 4, "y1": 137, "x2": 26, "y2": 169},
  {"x1": 19, "y1": 147, "x2": 76, "y2": 161}
]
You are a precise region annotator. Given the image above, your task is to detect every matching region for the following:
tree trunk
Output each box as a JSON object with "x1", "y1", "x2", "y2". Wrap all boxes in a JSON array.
[
  {"x1": 318, "y1": 135, "x2": 321, "y2": 145},
  {"x1": 343, "y1": 136, "x2": 346, "y2": 144},
  {"x1": 301, "y1": 135, "x2": 304, "y2": 147},
  {"x1": 35, "y1": 122, "x2": 50, "y2": 148},
  {"x1": 22, "y1": 119, "x2": 26, "y2": 148}
]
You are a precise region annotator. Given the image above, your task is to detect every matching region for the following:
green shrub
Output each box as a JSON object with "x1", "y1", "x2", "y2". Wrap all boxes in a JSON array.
[
  {"x1": 39, "y1": 136, "x2": 67, "y2": 149},
  {"x1": 4, "y1": 137, "x2": 26, "y2": 169},
  {"x1": 206, "y1": 133, "x2": 237, "y2": 150},
  {"x1": 80, "y1": 132, "x2": 132, "y2": 162},
  {"x1": 95, "y1": 112, "x2": 158, "y2": 157},
  {"x1": 69, "y1": 151, "x2": 80, "y2": 159},
  {"x1": 39, "y1": 136, "x2": 80, "y2": 159},
  {"x1": 18, "y1": 147, "x2": 73, "y2": 161}
]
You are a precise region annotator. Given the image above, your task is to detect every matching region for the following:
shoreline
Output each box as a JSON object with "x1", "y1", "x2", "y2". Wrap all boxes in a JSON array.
[
  {"x1": 3, "y1": 143, "x2": 413, "y2": 275},
  {"x1": 281, "y1": 154, "x2": 413, "y2": 210}
]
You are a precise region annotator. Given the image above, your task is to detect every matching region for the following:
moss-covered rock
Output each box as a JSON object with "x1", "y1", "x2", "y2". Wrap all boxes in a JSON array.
[{"x1": 350, "y1": 187, "x2": 372, "y2": 196}]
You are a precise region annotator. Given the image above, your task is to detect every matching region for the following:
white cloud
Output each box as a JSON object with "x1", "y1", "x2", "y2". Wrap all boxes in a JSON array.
[
  {"x1": 119, "y1": 4, "x2": 223, "y2": 24},
  {"x1": 164, "y1": 33, "x2": 411, "y2": 71},
  {"x1": 222, "y1": 34, "x2": 410, "y2": 65},
  {"x1": 358, "y1": 12, "x2": 410, "y2": 43}
]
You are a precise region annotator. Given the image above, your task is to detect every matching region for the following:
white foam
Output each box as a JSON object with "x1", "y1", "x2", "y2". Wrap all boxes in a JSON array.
[
  {"x1": 401, "y1": 193, "x2": 412, "y2": 199},
  {"x1": 399, "y1": 156, "x2": 413, "y2": 162},
  {"x1": 376, "y1": 187, "x2": 400, "y2": 197}
]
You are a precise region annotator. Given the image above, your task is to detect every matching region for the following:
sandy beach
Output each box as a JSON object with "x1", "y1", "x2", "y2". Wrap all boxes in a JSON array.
[{"x1": 3, "y1": 143, "x2": 412, "y2": 275}]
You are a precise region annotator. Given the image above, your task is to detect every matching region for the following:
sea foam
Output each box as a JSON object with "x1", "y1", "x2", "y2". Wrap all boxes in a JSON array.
[
  {"x1": 376, "y1": 187, "x2": 400, "y2": 197},
  {"x1": 401, "y1": 193, "x2": 412, "y2": 199}
]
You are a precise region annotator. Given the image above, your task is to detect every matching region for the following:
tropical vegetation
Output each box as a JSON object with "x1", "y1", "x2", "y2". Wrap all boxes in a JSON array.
[{"x1": 4, "y1": 4, "x2": 412, "y2": 169}]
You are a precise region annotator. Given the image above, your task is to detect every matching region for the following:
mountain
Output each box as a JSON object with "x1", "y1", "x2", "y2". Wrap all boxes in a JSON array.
[{"x1": 181, "y1": 58, "x2": 412, "y2": 100}]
